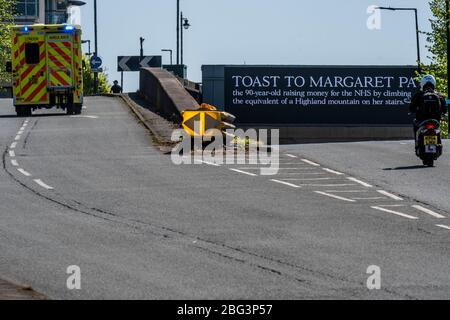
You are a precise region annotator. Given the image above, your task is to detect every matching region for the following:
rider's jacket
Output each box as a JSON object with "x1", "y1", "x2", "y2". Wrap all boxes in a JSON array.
[{"x1": 409, "y1": 88, "x2": 447, "y2": 123}]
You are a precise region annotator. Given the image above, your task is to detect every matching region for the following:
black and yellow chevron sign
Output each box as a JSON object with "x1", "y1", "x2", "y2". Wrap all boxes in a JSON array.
[{"x1": 181, "y1": 110, "x2": 236, "y2": 137}]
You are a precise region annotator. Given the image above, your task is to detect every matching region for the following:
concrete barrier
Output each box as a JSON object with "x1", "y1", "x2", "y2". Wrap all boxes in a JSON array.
[{"x1": 139, "y1": 68, "x2": 200, "y2": 122}]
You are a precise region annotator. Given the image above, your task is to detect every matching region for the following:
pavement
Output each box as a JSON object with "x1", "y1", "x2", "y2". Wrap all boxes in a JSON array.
[{"x1": 0, "y1": 96, "x2": 449, "y2": 299}]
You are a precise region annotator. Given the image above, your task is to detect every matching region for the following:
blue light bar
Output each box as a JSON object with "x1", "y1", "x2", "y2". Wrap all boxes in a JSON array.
[
  {"x1": 64, "y1": 25, "x2": 75, "y2": 31},
  {"x1": 23, "y1": 26, "x2": 29, "y2": 32}
]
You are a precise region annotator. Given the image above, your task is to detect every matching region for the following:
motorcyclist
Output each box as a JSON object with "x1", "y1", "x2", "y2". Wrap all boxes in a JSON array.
[{"x1": 409, "y1": 75, "x2": 447, "y2": 148}]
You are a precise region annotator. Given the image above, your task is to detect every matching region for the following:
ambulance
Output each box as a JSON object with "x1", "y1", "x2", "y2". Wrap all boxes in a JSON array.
[{"x1": 6, "y1": 24, "x2": 83, "y2": 117}]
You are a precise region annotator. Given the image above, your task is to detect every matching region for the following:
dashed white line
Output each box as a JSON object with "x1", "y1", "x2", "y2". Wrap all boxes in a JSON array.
[
  {"x1": 18, "y1": 130, "x2": 24, "y2": 135},
  {"x1": 412, "y1": 205, "x2": 445, "y2": 219},
  {"x1": 14, "y1": 135, "x2": 21, "y2": 141},
  {"x1": 315, "y1": 191, "x2": 356, "y2": 202},
  {"x1": 17, "y1": 168, "x2": 31, "y2": 177},
  {"x1": 371, "y1": 206, "x2": 418, "y2": 220},
  {"x1": 376, "y1": 190, "x2": 403, "y2": 201},
  {"x1": 10, "y1": 142, "x2": 17, "y2": 149},
  {"x1": 270, "y1": 179, "x2": 301, "y2": 188},
  {"x1": 11, "y1": 159, "x2": 18, "y2": 167},
  {"x1": 301, "y1": 159, "x2": 321, "y2": 166},
  {"x1": 352, "y1": 197, "x2": 386, "y2": 200},
  {"x1": 347, "y1": 177, "x2": 373, "y2": 188},
  {"x1": 34, "y1": 179, "x2": 54, "y2": 190},
  {"x1": 285, "y1": 154, "x2": 298, "y2": 158},
  {"x1": 436, "y1": 224, "x2": 450, "y2": 230},
  {"x1": 324, "y1": 190, "x2": 369, "y2": 193},
  {"x1": 299, "y1": 183, "x2": 357, "y2": 187},
  {"x1": 9, "y1": 150, "x2": 15, "y2": 157},
  {"x1": 229, "y1": 168, "x2": 258, "y2": 177},
  {"x1": 322, "y1": 168, "x2": 344, "y2": 175},
  {"x1": 280, "y1": 177, "x2": 338, "y2": 181}
]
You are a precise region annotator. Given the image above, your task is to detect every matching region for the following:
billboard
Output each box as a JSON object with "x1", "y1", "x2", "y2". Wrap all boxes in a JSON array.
[{"x1": 224, "y1": 66, "x2": 418, "y2": 125}]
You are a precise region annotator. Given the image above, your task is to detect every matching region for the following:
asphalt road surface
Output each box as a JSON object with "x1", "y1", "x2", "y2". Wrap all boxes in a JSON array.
[{"x1": 0, "y1": 97, "x2": 448, "y2": 299}]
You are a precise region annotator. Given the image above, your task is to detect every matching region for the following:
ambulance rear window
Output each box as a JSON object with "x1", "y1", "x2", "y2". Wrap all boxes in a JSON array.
[{"x1": 25, "y1": 43, "x2": 40, "y2": 64}]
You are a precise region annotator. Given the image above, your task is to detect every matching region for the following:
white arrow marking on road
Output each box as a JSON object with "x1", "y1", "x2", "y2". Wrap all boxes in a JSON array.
[
  {"x1": 285, "y1": 154, "x2": 298, "y2": 158},
  {"x1": 412, "y1": 205, "x2": 445, "y2": 219},
  {"x1": 323, "y1": 168, "x2": 344, "y2": 175},
  {"x1": 139, "y1": 56, "x2": 153, "y2": 67},
  {"x1": 229, "y1": 169, "x2": 257, "y2": 176},
  {"x1": 119, "y1": 56, "x2": 131, "y2": 71},
  {"x1": 301, "y1": 159, "x2": 320, "y2": 166},
  {"x1": 436, "y1": 224, "x2": 450, "y2": 230}
]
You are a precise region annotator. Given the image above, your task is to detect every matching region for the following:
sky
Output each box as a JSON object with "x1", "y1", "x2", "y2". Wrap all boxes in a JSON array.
[{"x1": 78, "y1": 0, "x2": 433, "y2": 92}]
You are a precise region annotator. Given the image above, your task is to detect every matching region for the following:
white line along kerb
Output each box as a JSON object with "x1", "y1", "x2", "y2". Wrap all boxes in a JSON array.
[
  {"x1": 15, "y1": 135, "x2": 21, "y2": 141},
  {"x1": 376, "y1": 190, "x2": 403, "y2": 201},
  {"x1": 436, "y1": 224, "x2": 450, "y2": 230},
  {"x1": 347, "y1": 177, "x2": 373, "y2": 188},
  {"x1": 9, "y1": 150, "x2": 15, "y2": 157},
  {"x1": 322, "y1": 168, "x2": 344, "y2": 175},
  {"x1": 301, "y1": 159, "x2": 321, "y2": 166},
  {"x1": 17, "y1": 168, "x2": 31, "y2": 177},
  {"x1": 34, "y1": 179, "x2": 54, "y2": 190},
  {"x1": 10, "y1": 142, "x2": 17, "y2": 149}
]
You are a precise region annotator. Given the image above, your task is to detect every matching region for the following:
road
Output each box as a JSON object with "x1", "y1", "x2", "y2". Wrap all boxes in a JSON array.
[{"x1": 0, "y1": 96, "x2": 449, "y2": 299}]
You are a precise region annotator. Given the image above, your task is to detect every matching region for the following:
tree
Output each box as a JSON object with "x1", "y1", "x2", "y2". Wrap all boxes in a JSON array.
[
  {"x1": 0, "y1": 0, "x2": 16, "y2": 84},
  {"x1": 82, "y1": 55, "x2": 111, "y2": 95},
  {"x1": 421, "y1": 0, "x2": 449, "y2": 137}
]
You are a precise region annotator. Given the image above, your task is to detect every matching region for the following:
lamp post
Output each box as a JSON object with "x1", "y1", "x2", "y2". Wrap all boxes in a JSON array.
[
  {"x1": 81, "y1": 40, "x2": 91, "y2": 56},
  {"x1": 162, "y1": 49, "x2": 173, "y2": 65},
  {"x1": 93, "y1": 0, "x2": 98, "y2": 94},
  {"x1": 180, "y1": 12, "x2": 190, "y2": 66},
  {"x1": 140, "y1": 37, "x2": 145, "y2": 59},
  {"x1": 176, "y1": 0, "x2": 180, "y2": 65},
  {"x1": 446, "y1": 0, "x2": 450, "y2": 98},
  {"x1": 376, "y1": 7, "x2": 421, "y2": 69}
]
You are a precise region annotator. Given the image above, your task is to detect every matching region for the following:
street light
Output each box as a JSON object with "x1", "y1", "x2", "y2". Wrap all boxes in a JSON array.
[
  {"x1": 176, "y1": 0, "x2": 180, "y2": 65},
  {"x1": 93, "y1": 0, "x2": 98, "y2": 94},
  {"x1": 180, "y1": 12, "x2": 190, "y2": 65},
  {"x1": 162, "y1": 49, "x2": 173, "y2": 65},
  {"x1": 376, "y1": 7, "x2": 421, "y2": 69},
  {"x1": 81, "y1": 40, "x2": 91, "y2": 56}
]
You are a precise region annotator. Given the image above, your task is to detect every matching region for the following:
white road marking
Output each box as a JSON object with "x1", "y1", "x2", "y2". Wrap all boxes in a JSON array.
[
  {"x1": 9, "y1": 150, "x2": 15, "y2": 157},
  {"x1": 199, "y1": 160, "x2": 220, "y2": 167},
  {"x1": 18, "y1": 130, "x2": 24, "y2": 135},
  {"x1": 11, "y1": 160, "x2": 18, "y2": 167},
  {"x1": 285, "y1": 154, "x2": 298, "y2": 158},
  {"x1": 371, "y1": 206, "x2": 418, "y2": 220},
  {"x1": 34, "y1": 179, "x2": 54, "y2": 190},
  {"x1": 70, "y1": 115, "x2": 99, "y2": 119},
  {"x1": 376, "y1": 190, "x2": 403, "y2": 201},
  {"x1": 15, "y1": 135, "x2": 21, "y2": 141},
  {"x1": 322, "y1": 168, "x2": 344, "y2": 175},
  {"x1": 301, "y1": 159, "x2": 321, "y2": 166},
  {"x1": 229, "y1": 169, "x2": 258, "y2": 176},
  {"x1": 280, "y1": 177, "x2": 338, "y2": 181},
  {"x1": 10, "y1": 142, "x2": 17, "y2": 149},
  {"x1": 17, "y1": 168, "x2": 31, "y2": 177},
  {"x1": 315, "y1": 191, "x2": 356, "y2": 202},
  {"x1": 324, "y1": 190, "x2": 369, "y2": 193},
  {"x1": 412, "y1": 205, "x2": 445, "y2": 219},
  {"x1": 237, "y1": 167, "x2": 308, "y2": 170},
  {"x1": 436, "y1": 224, "x2": 450, "y2": 230},
  {"x1": 352, "y1": 197, "x2": 386, "y2": 200},
  {"x1": 298, "y1": 183, "x2": 357, "y2": 187},
  {"x1": 347, "y1": 177, "x2": 373, "y2": 188},
  {"x1": 270, "y1": 179, "x2": 301, "y2": 188}
]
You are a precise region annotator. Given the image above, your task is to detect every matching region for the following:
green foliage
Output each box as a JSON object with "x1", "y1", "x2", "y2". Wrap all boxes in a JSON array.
[
  {"x1": 82, "y1": 55, "x2": 111, "y2": 95},
  {"x1": 419, "y1": 0, "x2": 449, "y2": 138},
  {"x1": 0, "y1": 0, "x2": 16, "y2": 84}
]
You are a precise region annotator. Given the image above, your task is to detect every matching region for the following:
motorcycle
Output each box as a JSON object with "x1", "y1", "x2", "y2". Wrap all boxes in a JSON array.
[{"x1": 415, "y1": 119, "x2": 443, "y2": 167}]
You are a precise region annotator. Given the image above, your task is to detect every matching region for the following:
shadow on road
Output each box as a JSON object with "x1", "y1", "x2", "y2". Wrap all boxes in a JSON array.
[
  {"x1": 383, "y1": 165, "x2": 427, "y2": 171},
  {"x1": 0, "y1": 113, "x2": 66, "y2": 119}
]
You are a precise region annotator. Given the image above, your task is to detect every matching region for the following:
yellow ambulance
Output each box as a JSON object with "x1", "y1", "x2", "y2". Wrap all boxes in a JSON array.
[{"x1": 7, "y1": 24, "x2": 83, "y2": 117}]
